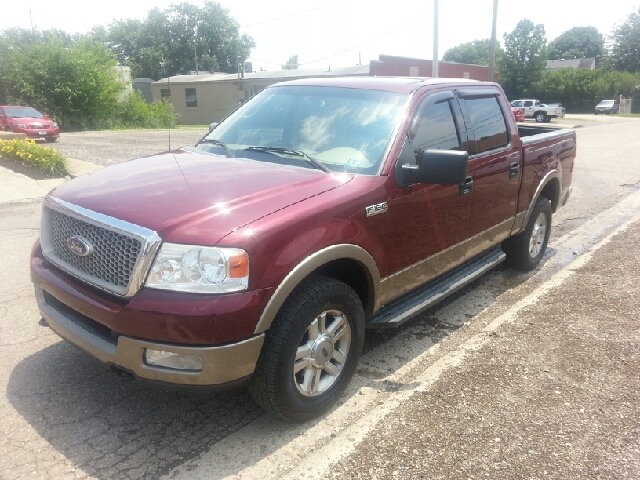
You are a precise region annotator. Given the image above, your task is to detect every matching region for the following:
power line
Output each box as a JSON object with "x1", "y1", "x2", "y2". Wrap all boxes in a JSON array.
[
  {"x1": 249, "y1": 5, "x2": 433, "y2": 68},
  {"x1": 240, "y1": 0, "x2": 349, "y2": 28}
]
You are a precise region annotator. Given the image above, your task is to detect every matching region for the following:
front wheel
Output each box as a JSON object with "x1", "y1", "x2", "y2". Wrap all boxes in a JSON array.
[
  {"x1": 502, "y1": 197, "x2": 552, "y2": 271},
  {"x1": 535, "y1": 112, "x2": 548, "y2": 123},
  {"x1": 248, "y1": 275, "x2": 365, "y2": 422},
  {"x1": 45, "y1": 137, "x2": 57, "y2": 143}
]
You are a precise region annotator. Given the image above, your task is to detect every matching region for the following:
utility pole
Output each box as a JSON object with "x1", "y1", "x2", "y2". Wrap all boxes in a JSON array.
[
  {"x1": 194, "y1": 44, "x2": 198, "y2": 75},
  {"x1": 432, "y1": 0, "x2": 439, "y2": 78},
  {"x1": 28, "y1": 0, "x2": 35, "y2": 37},
  {"x1": 488, "y1": 0, "x2": 499, "y2": 82}
]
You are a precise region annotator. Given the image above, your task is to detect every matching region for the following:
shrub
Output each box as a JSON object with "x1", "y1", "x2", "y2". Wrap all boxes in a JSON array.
[
  {"x1": 0, "y1": 139, "x2": 69, "y2": 176},
  {"x1": 114, "y1": 91, "x2": 178, "y2": 129}
]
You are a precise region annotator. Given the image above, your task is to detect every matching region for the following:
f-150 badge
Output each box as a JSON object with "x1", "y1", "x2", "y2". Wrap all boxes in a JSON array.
[{"x1": 366, "y1": 202, "x2": 388, "y2": 217}]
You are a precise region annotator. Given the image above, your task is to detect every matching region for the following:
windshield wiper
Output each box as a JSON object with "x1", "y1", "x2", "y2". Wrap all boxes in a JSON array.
[
  {"x1": 198, "y1": 138, "x2": 234, "y2": 157},
  {"x1": 245, "y1": 146, "x2": 331, "y2": 173}
]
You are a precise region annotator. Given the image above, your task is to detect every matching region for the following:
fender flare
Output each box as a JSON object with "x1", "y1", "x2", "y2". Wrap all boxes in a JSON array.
[
  {"x1": 253, "y1": 244, "x2": 381, "y2": 334},
  {"x1": 513, "y1": 169, "x2": 560, "y2": 235}
]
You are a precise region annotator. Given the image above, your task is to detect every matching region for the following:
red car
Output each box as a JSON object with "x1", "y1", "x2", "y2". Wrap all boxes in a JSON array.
[
  {"x1": 511, "y1": 106, "x2": 525, "y2": 122},
  {"x1": 0, "y1": 105, "x2": 60, "y2": 142}
]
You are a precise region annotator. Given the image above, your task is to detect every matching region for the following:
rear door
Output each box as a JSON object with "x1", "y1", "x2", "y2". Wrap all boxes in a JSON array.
[
  {"x1": 523, "y1": 100, "x2": 535, "y2": 117},
  {"x1": 457, "y1": 88, "x2": 521, "y2": 238}
]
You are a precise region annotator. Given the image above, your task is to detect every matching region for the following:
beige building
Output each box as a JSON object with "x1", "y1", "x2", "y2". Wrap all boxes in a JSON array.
[{"x1": 151, "y1": 65, "x2": 369, "y2": 125}]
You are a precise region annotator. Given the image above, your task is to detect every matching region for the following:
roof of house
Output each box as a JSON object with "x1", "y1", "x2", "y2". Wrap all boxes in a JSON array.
[
  {"x1": 547, "y1": 57, "x2": 596, "y2": 70},
  {"x1": 154, "y1": 65, "x2": 371, "y2": 85}
]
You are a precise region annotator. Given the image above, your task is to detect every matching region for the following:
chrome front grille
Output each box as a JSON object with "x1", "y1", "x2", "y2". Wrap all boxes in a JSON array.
[
  {"x1": 51, "y1": 211, "x2": 142, "y2": 288},
  {"x1": 41, "y1": 197, "x2": 162, "y2": 297}
]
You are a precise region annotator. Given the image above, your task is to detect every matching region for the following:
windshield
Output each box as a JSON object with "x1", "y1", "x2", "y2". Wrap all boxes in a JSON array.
[
  {"x1": 197, "y1": 85, "x2": 408, "y2": 175},
  {"x1": 600, "y1": 100, "x2": 614, "y2": 105},
  {"x1": 3, "y1": 107, "x2": 44, "y2": 118}
]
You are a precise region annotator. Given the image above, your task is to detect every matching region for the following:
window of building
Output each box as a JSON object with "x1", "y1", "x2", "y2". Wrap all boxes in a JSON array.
[
  {"x1": 463, "y1": 72, "x2": 470, "y2": 79},
  {"x1": 161, "y1": 89, "x2": 171, "y2": 102},
  {"x1": 185, "y1": 88, "x2": 197, "y2": 108},
  {"x1": 412, "y1": 99, "x2": 461, "y2": 162},
  {"x1": 464, "y1": 96, "x2": 508, "y2": 154}
]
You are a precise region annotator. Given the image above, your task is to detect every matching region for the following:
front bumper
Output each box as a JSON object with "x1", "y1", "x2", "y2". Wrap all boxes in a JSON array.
[
  {"x1": 11, "y1": 127, "x2": 60, "y2": 139},
  {"x1": 36, "y1": 286, "x2": 265, "y2": 387}
]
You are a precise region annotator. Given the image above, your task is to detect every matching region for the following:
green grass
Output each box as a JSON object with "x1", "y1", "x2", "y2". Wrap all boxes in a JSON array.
[
  {"x1": 0, "y1": 138, "x2": 70, "y2": 176},
  {"x1": 618, "y1": 113, "x2": 640, "y2": 118}
]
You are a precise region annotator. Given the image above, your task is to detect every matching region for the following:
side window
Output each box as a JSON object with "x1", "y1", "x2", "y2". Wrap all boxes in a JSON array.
[
  {"x1": 465, "y1": 96, "x2": 508, "y2": 154},
  {"x1": 185, "y1": 88, "x2": 197, "y2": 108},
  {"x1": 524, "y1": 100, "x2": 534, "y2": 107},
  {"x1": 511, "y1": 100, "x2": 522, "y2": 108},
  {"x1": 412, "y1": 100, "x2": 461, "y2": 162}
]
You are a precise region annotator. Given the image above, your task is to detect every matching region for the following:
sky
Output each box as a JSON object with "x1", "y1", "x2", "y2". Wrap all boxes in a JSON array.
[{"x1": 1, "y1": 0, "x2": 638, "y2": 72}]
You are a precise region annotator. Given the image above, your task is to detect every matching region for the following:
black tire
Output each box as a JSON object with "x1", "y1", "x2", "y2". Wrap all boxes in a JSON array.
[
  {"x1": 248, "y1": 274, "x2": 365, "y2": 422},
  {"x1": 502, "y1": 197, "x2": 552, "y2": 271},
  {"x1": 45, "y1": 138, "x2": 57, "y2": 143},
  {"x1": 535, "y1": 112, "x2": 548, "y2": 123}
]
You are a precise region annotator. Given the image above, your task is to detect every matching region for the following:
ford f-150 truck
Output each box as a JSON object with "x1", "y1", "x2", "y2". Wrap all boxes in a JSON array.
[
  {"x1": 510, "y1": 99, "x2": 564, "y2": 123},
  {"x1": 31, "y1": 77, "x2": 576, "y2": 421}
]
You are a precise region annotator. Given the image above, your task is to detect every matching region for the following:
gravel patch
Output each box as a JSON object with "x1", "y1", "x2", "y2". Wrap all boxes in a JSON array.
[{"x1": 50, "y1": 129, "x2": 208, "y2": 167}]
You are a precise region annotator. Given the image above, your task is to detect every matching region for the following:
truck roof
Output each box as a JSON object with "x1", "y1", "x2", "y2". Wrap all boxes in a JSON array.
[{"x1": 270, "y1": 76, "x2": 495, "y2": 94}]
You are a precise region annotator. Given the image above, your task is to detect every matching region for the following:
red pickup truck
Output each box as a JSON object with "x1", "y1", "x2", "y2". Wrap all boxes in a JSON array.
[{"x1": 31, "y1": 77, "x2": 575, "y2": 421}]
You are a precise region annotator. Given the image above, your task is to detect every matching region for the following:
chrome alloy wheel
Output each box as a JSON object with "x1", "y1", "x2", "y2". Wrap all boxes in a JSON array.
[
  {"x1": 293, "y1": 309, "x2": 351, "y2": 397},
  {"x1": 529, "y1": 211, "x2": 548, "y2": 258}
]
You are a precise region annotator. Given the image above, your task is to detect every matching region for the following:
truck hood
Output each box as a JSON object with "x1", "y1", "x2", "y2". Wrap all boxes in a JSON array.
[{"x1": 50, "y1": 149, "x2": 353, "y2": 245}]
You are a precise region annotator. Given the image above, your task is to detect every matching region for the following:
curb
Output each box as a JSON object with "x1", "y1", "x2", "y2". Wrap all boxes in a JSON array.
[{"x1": 0, "y1": 158, "x2": 103, "y2": 205}]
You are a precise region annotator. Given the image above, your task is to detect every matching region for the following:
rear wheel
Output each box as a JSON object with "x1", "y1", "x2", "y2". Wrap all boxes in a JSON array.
[
  {"x1": 503, "y1": 197, "x2": 552, "y2": 271},
  {"x1": 248, "y1": 275, "x2": 365, "y2": 422},
  {"x1": 535, "y1": 112, "x2": 548, "y2": 123}
]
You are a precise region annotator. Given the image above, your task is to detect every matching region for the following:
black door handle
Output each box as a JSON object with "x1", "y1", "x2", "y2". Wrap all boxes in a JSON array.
[
  {"x1": 509, "y1": 162, "x2": 520, "y2": 179},
  {"x1": 459, "y1": 176, "x2": 473, "y2": 197}
]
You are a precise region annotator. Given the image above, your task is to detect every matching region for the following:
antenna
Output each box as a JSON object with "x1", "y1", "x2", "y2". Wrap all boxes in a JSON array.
[{"x1": 167, "y1": 74, "x2": 171, "y2": 151}]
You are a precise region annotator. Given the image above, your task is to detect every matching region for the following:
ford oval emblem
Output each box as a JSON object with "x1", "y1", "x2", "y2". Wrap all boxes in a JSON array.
[{"x1": 67, "y1": 236, "x2": 94, "y2": 257}]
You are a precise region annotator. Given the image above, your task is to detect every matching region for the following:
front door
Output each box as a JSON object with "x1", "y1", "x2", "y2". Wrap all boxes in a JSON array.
[{"x1": 378, "y1": 90, "x2": 473, "y2": 297}]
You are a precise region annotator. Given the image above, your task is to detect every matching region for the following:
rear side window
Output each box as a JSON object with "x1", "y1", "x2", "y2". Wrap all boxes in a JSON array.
[
  {"x1": 412, "y1": 100, "x2": 461, "y2": 162},
  {"x1": 465, "y1": 96, "x2": 508, "y2": 154}
]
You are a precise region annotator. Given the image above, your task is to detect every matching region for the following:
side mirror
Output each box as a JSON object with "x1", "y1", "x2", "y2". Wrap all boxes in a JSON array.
[
  {"x1": 401, "y1": 149, "x2": 469, "y2": 186},
  {"x1": 209, "y1": 122, "x2": 218, "y2": 132},
  {"x1": 44, "y1": 114, "x2": 50, "y2": 119}
]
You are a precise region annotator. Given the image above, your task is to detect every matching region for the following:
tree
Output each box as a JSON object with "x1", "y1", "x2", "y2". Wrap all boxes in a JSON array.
[
  {"x1": 104, "y1": 1, "x2": 255, "y2": 79},
  {"x1": 499, "y1": 19, "x2": 548, "y2": 99},
  {"x1": 608, "y1": 8, "x2": 640, "y2": 73},
  {"x1": 283, "y1": 54, "x2": 299, "y2": 70},
  {"x1": 547, "y1": 26, "x2": 604, "y2": 60},
  {"x1": 0, "y1": 30, "x2": 124, "y2": 129},
  {"x1": 443, "y1": 39, "x2": 503, "y2": 66},
  {"x1": 533, "y1": 68, "x2": 640, "y2": 112}
]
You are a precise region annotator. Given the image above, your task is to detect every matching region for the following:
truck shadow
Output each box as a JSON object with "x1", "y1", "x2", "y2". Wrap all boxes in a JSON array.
[
  {"x1": 7, "y1": 258, "x2": 544, "y2": 480},
  {"x1": 7, "y1": 342, "x2": 263, "y2": 479}
]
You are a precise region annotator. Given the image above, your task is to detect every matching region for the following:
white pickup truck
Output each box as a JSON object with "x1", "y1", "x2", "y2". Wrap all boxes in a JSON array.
[{"x1": 510, "y1": 99, "x2": 564, "y2": 123}]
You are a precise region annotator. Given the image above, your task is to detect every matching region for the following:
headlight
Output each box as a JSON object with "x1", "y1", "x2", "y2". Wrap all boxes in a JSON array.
[
  {"x1": 145, "y1": 243, "x2": 249, "y2": 293},
  {"x1": 12, "y1": 123, "x2": 27, "y2": 129},
  {"x1": 52, "y1": 122, "x2": 58, "y2": 128}
]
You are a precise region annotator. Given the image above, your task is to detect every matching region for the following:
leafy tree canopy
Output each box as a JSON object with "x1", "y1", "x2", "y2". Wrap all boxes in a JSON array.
[
  {"x1": 283, "y1": 54, "x2": 299, "y2": 70},
  {"x1": 0, "y1": 30, "x2": 124, "y2": 129},
  {"x1": 103, "y1": 1, "x2": 255, "y2": 79},
  {"x1": 442, "y1": 39, "x2": 503, "y2": 66},
  {"x1": 608, "y1": 8, "x2": 640, "y2": 73},
  {"x1": 499, "y1": 19, "x2": 548, "y2": 99},
  {"x1": 547, "y1": 26, "x2": 604, "y2": 60}
]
